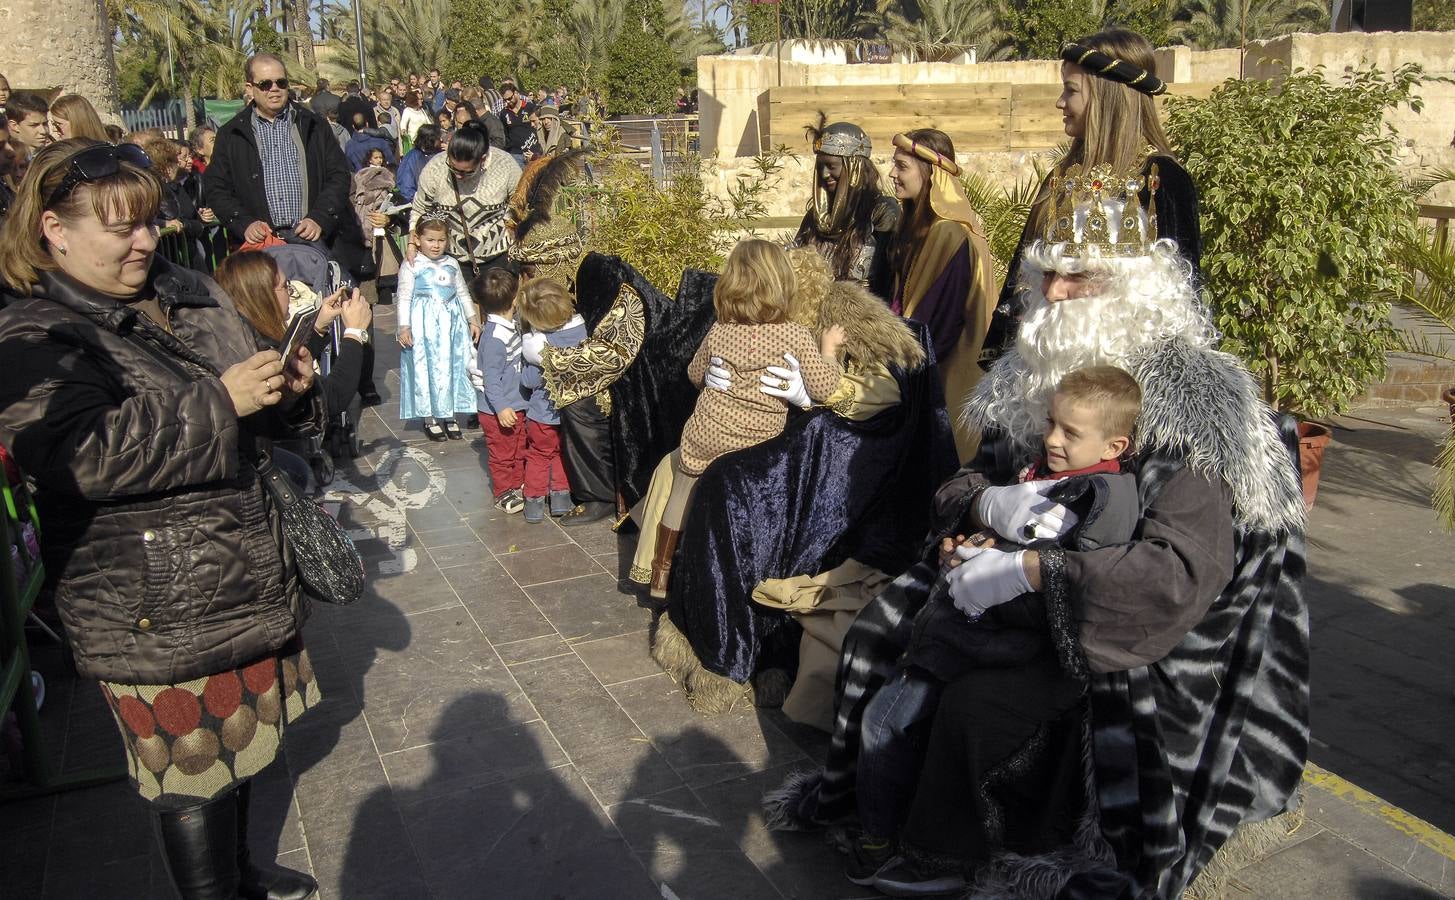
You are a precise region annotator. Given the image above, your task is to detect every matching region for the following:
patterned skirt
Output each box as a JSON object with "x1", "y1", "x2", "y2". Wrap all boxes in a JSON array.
[{"x1": 99, "y1": 643, "x2": 321, "y2": 809}]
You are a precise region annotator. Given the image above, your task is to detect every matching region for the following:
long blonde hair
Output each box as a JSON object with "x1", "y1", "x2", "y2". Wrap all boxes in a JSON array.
[
  {"x1": 1031, "y1": 29, "x2": 1176, "y2": 235},
  {"x1": 215, "y1": 251, "x2": 286, "y2": 342},
  {"x1": 49, "y1": 95, "x2": 110, "y2": 142},
  {"x1": 714, "y1": 239, "x2": 796, "y2": 325}
]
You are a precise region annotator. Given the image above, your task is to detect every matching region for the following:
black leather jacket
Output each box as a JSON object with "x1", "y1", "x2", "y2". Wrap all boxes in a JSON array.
[{"x1": 0, "y1": 260, "x2": 315, "y2": 683}]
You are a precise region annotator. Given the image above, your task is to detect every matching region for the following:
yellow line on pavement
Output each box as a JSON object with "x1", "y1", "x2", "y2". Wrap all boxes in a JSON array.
[{"x1": 1303, "y1": 762, "x2": 1455, "y2": 861}]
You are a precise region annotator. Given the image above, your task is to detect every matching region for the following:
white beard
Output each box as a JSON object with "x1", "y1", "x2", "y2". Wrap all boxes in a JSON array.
[{"x1": 966, "y1": 244, "x2": 1214, "y2": 453}]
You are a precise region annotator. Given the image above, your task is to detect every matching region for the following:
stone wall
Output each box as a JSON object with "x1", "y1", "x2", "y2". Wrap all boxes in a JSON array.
[
  {"x1": 1243, "y1": 32, "x2": 1455, "y2": 205},
  {"x1": 0, "y1": 0, "x2": 121, "y2": 119},
  {"x1": 700, "y1": 31, "x2": 1455, "y2": 207}
]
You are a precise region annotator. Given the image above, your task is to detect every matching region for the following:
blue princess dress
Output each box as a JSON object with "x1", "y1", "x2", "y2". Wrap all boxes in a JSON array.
[{"x1": 397, "y1": 253, "x2": 479, "y2": 420}]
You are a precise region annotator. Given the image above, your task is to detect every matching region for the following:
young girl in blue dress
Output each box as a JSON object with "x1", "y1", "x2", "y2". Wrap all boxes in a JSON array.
[{"x1": 397, "y1": 217, "x2": 482, "y2": 440}]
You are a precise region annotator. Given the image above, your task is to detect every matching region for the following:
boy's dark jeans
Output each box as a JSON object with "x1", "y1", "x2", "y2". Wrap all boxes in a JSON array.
[{"x1": 857, "y1": 667, "x2": 944, "y2": 841}]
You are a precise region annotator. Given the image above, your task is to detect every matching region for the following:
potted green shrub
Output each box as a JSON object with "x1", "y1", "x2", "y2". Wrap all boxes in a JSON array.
[{"x1": 1165, "y1": 65, "x2": 1424, "y2": 507}]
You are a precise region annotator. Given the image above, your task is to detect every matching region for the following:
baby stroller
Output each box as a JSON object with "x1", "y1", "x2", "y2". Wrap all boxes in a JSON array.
[{"x1": 265, "y1": 242, "x2": 364, "y2": 487}]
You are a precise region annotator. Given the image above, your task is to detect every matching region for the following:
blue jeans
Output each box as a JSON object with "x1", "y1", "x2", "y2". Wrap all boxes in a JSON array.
[{"x1": 857, "y1": 668, "x2": 943, "y2": 841}]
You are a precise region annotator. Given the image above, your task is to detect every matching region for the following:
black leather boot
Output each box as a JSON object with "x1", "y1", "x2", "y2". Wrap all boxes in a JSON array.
[
  {"x1": 236, "y1": 781, "x2": 318, "y2": 900},
  {"x1": 151, "y1": 791, "x2": 243, "y2": 900}
]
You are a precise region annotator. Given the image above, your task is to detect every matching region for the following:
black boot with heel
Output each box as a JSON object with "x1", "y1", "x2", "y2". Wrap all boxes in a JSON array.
[{"x1": 151, "y1": 791, "x2": 243, "y2": 900}]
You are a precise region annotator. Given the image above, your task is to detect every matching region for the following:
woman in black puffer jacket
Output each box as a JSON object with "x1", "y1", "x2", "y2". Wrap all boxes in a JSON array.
[{"x1": 0, "y1": 139, "x2": 322, "y2": 900}]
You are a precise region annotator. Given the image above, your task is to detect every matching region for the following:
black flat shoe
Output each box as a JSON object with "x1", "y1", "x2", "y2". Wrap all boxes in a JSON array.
[
  {"x1": 359, "y1": 389, "x2": 383, "y2": 407},
  {"x1": 559, "y1": 500, "x2": 615, "y2": 527},
  {"x1": 444, "y1": 421, "x2": 463, "y2": 440},
  {"x1": 424, "y1": 423, "x2": 447, "y2": 442}
]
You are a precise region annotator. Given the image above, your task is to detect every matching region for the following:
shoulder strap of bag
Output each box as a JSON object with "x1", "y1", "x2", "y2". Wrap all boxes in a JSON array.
[{"x1": 450, "y1": 169, "x2": 483, "y2": 278}]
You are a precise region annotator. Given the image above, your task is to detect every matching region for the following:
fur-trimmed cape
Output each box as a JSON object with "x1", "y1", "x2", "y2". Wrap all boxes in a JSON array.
[
  {"x1": 821, "y1": 278, "x2": 925, "y2": 376},
  {"x1": 965, "y1": 335, "x2": 1305, "y2": 535},
  {"x1": 766, "y1": 336, "x2": 1310, "y2": 899}
]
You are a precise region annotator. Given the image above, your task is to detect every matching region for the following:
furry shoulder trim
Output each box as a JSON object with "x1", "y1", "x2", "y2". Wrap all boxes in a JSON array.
[
  {"x1": 965, "y1": 338, "x2": 1305, "y2": 534},
  {"x1": 1127, "y1": 337, "x2": 1305, "y2": 534},
  {"x1": 821, "y1": 280, "x2": 925, "y2": 372}
]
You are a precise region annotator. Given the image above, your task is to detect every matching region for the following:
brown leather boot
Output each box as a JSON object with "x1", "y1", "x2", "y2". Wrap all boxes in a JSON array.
[{"x1": 649, "y1": 524, "x2": 681, "y2": 599}]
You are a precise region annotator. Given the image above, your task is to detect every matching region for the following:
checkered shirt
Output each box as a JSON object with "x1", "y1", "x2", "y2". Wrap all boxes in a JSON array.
[{"x1": 251, "y1": 106, "x2": 305, "y2": 227}]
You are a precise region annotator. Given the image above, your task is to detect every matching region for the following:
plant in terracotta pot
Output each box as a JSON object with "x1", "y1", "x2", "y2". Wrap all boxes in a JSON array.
[{"x1": 1165, "y1": 64, "x2": 1424, "y2": 508}]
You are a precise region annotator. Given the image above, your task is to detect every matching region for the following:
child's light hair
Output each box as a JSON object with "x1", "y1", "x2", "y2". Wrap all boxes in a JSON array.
[
  {"x1": 414, "y1": 216, "x2": 449, "y2": 237},
  {"x1": 1055, "y1": 365, "x2": 1141, "y2": 440},
  {"x1": 714, "y1": 239, "x2": 795, "y2": 325},
  {"x1": 518, "y1": 277, "x2": 575, "y2": 330}
]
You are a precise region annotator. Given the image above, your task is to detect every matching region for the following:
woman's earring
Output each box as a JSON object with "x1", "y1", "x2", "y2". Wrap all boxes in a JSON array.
[{"x1": 57, "y1": 245, "x2": 67, "y2": 255}]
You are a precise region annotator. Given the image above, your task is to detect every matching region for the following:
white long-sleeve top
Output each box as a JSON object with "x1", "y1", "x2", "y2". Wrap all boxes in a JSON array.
[{"x1": 395, "y1": 253, "x2": 478, "y2": 327}]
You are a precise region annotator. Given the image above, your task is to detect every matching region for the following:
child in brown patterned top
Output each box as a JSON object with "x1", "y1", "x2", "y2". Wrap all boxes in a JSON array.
[{"x1": 647, "y1": 239, "x2": 846, "y2": 598}]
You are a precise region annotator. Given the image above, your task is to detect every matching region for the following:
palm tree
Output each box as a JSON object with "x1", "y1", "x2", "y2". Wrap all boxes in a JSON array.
[
  {"x1": 1180, "y1": 0, "x2": 1326, "y2": 49},
  {"x1": 495, "y1": 0, "x2": 553, "y2": 78},
  {"x1": 322, "y1": 0, "x2": 449, "y2": 84},
  {"x1": 17, "y1": 0, "x2": 124, "y2": 117},
  {"x1": 872, "y1": 0, "x2": 1011, "y2": 61},
  {"x1": 664, "y1": 0, "x2": 727, "y2": 69},
  {"x1": 1391, "y1": 169, "x2": 1455, "y2": 530},
  {"x1": 565, "y1": 0, "x2": 626, "y2": 92}
]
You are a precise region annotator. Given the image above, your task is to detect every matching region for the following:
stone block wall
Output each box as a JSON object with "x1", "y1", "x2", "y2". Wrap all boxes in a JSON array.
[{"x1": 701, "y1": 31, "x2": 1455, "y2": 205}]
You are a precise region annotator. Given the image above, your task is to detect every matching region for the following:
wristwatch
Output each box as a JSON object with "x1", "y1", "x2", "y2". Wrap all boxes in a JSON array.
[{"x1": 344, "y1": 327, "x2": 370, "y2": 345}]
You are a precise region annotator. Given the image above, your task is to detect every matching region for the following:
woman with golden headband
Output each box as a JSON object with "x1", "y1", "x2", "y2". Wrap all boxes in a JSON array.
[
  {"x1": 983, "y1": 27, "x2": 1202, "y2": 365},
  {"x1": 887, "y1": 127, "x2": 996, "y2": 460}
]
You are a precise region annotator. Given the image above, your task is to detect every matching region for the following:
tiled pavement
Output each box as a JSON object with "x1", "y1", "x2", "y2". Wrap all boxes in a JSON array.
[{"x1": 3, "y1": 309, "x2": 1454, "y2": 898}]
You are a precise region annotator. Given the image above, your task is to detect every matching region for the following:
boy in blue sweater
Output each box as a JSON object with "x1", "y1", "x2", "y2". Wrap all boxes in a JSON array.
[
  {"x1": 516, "y1": 277, "x2": 588, "y2": 524},
  {"x1": 473, "y1": 267, "x2": 527, "y2": 514}
]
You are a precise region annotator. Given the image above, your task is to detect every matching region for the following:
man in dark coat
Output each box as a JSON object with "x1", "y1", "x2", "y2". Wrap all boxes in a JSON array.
[
  {"x1": 204, "y1": 53, "x2": 367, "y2": 279},
  {"x1": 337, "y1": 81, "x2": 376, "y2": 133},
  {"x1": 309, "y1": 78, "x2": 340, "y2": 119}
]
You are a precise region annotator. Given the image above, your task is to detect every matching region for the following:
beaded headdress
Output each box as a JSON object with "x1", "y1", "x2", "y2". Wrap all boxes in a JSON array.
[
  {"x1": 813, "y1": 122, "x2": 872, "y2": 159},
  {"x1": 1043, "y1": 161, "x2": 1160, "y2": 257},
  {"x1": 1060, "y1": 42, "x2": 1168, "y2": 97}
]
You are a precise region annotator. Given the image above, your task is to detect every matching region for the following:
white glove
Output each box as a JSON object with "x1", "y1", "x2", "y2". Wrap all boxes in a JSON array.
[
  {"x1": 705, "y1": 356, "x2": 732, "y2": 392},
  {"x1": 465, "y1": 351, "x2": 486, "y2": 393},
  {"x1": 760, "y1": 353, "x2": 811, "y2": 409},
  {"x1": 522, "y1": 331, "x2": 547, "y2": 367},
  {"x1": 975, "y1": 481, "x2": 1079, "y2": 543},
  {"x1": 948, "y1": 548, "x2": 1033, "y2": 619}
]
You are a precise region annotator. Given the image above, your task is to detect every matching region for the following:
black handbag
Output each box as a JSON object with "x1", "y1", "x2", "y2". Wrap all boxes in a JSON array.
[{"x1": 256, "y1": 447, "x2": 365, "y2": 605}]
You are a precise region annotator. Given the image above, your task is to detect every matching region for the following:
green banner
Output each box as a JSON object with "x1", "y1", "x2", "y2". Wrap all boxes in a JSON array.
[{"x1": 202, "y1": 99, "x2": 246, "y2": 127}]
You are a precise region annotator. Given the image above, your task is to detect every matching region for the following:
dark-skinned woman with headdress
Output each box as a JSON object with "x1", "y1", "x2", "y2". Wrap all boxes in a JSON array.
[
  {"x1": 982, "y1": 27, "x2": 1201, "y2": 365},
  {"x1": 788, "y1": 120, "x2": 899, "y2": 299},
  {"x1": 886, "y1": 128, "x2": 997, "y2": 460}
]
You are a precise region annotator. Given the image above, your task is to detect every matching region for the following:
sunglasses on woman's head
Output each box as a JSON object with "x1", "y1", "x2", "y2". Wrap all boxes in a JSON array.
[
  {"x1": 45, "y1": 143, "x2": 153, "y2": 210},
  {"x1": 250, "y1": 78, "x2": 290, "y2": 92}
]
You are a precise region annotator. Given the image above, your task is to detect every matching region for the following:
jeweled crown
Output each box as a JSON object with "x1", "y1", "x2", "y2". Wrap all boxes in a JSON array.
[{"x1": 1043, "y1": 162, "x2": 1161, "y2": 257}]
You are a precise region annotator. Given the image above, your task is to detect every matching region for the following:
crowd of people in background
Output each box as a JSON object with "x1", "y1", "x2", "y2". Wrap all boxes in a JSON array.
[{"x1": 0, "y1": 64, "x2": 598, "y2": 234}]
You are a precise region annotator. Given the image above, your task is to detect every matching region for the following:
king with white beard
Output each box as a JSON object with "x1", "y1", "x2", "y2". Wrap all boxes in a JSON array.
[{"x1": 768, "y1": 164, "x2": 1311, "y2": 899}]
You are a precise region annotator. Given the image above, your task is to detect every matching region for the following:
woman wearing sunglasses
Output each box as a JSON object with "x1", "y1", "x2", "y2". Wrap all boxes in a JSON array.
[{"x1": 0, "y1": 139, "x2": 322, "y2": 900}]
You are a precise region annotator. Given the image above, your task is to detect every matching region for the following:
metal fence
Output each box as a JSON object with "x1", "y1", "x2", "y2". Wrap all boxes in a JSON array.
[
  {"x1": 120, "y1": 103, "x2": 189, "y2": 140},
  {"x1": 590, "y1": 116, "x2": 700, "y2": 185}
]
